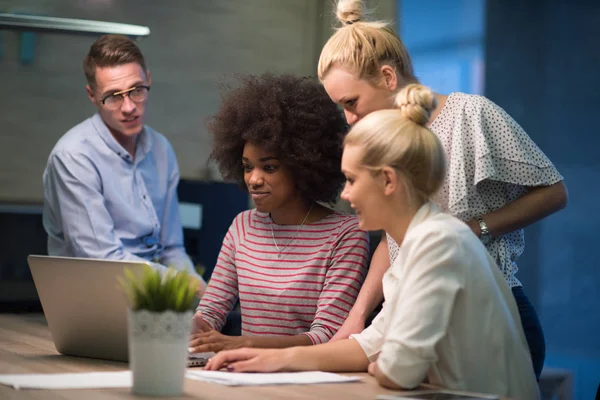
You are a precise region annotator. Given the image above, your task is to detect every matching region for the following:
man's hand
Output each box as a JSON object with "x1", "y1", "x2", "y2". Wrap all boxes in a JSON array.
[
  {"x1": 330, "y1": 314, "x2": 365, "y2": 341},
  {"x1": 204, "y1": 348, "x2": 294, "y2": 372}
]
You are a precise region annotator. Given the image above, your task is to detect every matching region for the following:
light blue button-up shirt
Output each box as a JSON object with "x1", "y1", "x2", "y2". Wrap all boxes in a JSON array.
[{"x1": 43, "y1": 113, "x2": 200, "y2": 279}]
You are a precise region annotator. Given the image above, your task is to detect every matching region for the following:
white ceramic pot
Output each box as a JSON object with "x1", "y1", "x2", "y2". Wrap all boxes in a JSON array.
[{"x1": 128, "y1": 309, "x2": 193, "y2": 396}]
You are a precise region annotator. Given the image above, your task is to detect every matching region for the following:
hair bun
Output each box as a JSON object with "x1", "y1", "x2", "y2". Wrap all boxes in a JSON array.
[
  {"x1": 336, "y1": 0, "x2": 364, "y2": 25},
  {"x1": 394, "y1": 84, "x2": 437, "y2": 126}
]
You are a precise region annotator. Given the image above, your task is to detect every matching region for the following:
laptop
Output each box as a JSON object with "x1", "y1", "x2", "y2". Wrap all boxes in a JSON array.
[{"x1": 27, "y1": 255, "x2": 212, "y2": 366}]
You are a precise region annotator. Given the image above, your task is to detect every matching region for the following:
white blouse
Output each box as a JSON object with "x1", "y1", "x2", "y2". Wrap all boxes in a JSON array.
[
  {"x1": 354, "y1": 202, "x2": 539, "y2": 399},
  {"x1": 388, "y1": 92, "x2": 563, "y2": 287}
]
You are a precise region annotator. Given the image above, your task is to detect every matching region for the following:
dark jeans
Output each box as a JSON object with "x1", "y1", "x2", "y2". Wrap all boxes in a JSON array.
[{"x1": 512, "y1": 286, "x2": 545, "y2": 380}]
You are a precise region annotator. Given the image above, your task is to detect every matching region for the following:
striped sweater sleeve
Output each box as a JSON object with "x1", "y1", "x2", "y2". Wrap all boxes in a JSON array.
[
  {"x1": 303, "y1": 217, "x2": 369, "y2": 344},
  {"x1": 196, "y1": 214, "x2": 241, "y2": 331}
]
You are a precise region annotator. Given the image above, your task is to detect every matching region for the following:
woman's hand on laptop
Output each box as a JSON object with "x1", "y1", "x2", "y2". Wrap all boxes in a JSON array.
[
  {"x1": 189, "y1": 329, "x2": 250, "y2": 353},
  {"x1": 189, "y1": 312, "x2": 249, "y2": 353}
]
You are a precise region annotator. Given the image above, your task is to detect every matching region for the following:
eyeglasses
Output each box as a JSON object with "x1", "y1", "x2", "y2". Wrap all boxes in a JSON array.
[{"x1": 100, "y1": 85, "x2": 150, "y2": 109}]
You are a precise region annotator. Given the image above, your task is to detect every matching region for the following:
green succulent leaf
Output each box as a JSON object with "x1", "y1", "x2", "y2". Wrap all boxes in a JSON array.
[{"x1": 117, "y1": 265, "x2": 197, "y2": 312}]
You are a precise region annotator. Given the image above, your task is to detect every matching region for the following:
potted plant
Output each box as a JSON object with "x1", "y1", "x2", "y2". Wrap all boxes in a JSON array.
[{"x1": 118, "y1": 266, "x2": 197, "y2": 396}]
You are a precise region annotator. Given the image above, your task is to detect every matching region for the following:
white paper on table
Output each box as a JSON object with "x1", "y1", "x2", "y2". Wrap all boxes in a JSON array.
[
  {"x1": 0, "y1": 371, "x2": 131, "y2": 390},
  {"x1": 185, "y1": 370, "x2": 361, "y2": 386}
]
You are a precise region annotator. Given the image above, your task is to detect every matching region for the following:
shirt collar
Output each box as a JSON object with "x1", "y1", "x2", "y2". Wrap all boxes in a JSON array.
[
  {"x1": 135, "y1": 126, "x2": 153, "y2": 163},
  {"x1": 91, "y1": 113, "x2": 153, "y2": 164},
  {"x1": 405, "y1": 200, "x2": 442, "y2": 235}
]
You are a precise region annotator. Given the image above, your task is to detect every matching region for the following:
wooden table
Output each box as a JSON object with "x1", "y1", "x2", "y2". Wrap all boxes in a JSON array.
[{"x1": 0, "y1": 314, "x2": 403, "y2": 400}]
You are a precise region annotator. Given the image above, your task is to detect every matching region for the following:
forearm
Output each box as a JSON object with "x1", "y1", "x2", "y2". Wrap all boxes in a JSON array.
[
  {"x1": 197, "y1": 299, "x2": 233, "y2": 332},
  {"x1": 245, "y1": 334, "x2": 313, "y2": 349},
  {"x1": 287, "y1": 338, "x2": 369, "y2": 372},
  {"x1": 196, "y1": 235, "x2": 239, "y2": 324},
  {"x1": 348, "y1": 236, "x2": 388, "y2": 321},
  {"x1": 71, "y1": 236, "x2": 168, "y2": 274},
  {"x1": 197, "y1": 279, "x2": 238, "y2": 331},
  {"x1": 469, "y1": 181, "x2": 568, "y2": 237}
]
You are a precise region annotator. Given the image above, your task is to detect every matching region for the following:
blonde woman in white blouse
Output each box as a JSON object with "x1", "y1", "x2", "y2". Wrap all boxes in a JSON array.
[
  {"x1": 204, "y1": 84, "x2": 540, "y2": 400},
  {"x1": 317, "y1": 0, "x2": 568, "y2": 379}
]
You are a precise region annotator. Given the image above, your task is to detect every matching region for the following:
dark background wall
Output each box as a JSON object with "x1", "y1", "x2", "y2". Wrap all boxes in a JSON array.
[{"x1": 486, "y1": 1, "x2": 600, "y2": 398}]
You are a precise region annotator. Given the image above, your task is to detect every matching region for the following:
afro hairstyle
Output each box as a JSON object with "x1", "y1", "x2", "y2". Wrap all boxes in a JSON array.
[{"x1": 207, "y1": 73, "x2": 348, "y2": 205}]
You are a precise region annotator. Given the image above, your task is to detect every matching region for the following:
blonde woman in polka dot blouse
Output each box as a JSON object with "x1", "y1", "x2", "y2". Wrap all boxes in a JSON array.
[{"x1": 317, "y1": 0, "x2": 568, "y2": 380}]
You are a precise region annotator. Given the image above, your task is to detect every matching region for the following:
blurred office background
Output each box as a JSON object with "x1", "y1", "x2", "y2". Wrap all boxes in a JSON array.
[{"x1": 0, "y1": 1, "x2": 598, "y2": 398}]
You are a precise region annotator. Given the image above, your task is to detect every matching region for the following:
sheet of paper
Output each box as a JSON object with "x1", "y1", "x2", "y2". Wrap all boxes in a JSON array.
[
  {"x1": 186, "y1": 370, "x2": 361, "y2": 386},
  {"x1": 0, "y1": 371, "x2": 132, "y2": 390},
  {"x1": 0, "y1": 369, "x2": 360, "y2": 390}
]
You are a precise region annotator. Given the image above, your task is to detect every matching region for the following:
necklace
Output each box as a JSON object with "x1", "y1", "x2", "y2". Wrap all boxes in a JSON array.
[{"x1": 270, "y1": 203, "x2": 314, "y2": 258}]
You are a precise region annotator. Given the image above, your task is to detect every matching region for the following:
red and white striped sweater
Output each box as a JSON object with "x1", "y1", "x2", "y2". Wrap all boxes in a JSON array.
[{"x1": 197, "y1": 209, "x2": 369, "y2": 344}]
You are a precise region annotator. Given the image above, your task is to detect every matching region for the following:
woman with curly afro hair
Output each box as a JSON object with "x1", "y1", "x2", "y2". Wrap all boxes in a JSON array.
[{"x1": 189, "y1": 73, "x2": 369, "y2": 353}]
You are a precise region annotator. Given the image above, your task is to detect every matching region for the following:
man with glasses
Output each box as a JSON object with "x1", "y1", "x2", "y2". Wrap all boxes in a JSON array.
[{"x1": 42, "y1": 34, "x2": 205, "y2": 293}]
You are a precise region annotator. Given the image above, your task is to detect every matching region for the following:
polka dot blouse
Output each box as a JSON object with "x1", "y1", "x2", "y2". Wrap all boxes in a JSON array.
[{"x1": 387, "y1": 92, "x2": 563, "y2": 287}]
